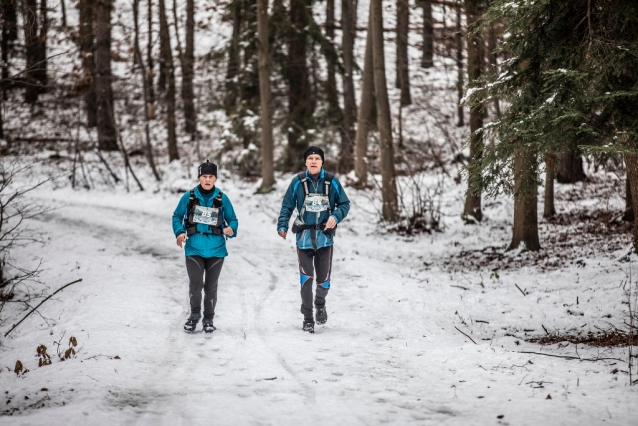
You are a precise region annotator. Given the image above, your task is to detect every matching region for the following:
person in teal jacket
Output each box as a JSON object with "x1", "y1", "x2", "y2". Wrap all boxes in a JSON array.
[
  {"x1": 172, "y1": 160, "x2": 238, "y2": 333},
  {"x1": 277, "y1": 146, "x2": 350, "y2": 333}
]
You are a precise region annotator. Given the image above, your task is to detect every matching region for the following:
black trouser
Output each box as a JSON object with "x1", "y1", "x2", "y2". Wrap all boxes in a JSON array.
[
  {"x1": 297, "y1": 246, "x2": 333, "y2": 321},
  {"x1": 185, "y1": 255, "x2": 224, "y2": 320}
]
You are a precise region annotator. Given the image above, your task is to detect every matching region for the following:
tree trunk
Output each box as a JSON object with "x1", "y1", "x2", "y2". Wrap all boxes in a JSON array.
[
  {"x1": 257, "y1": 0, "x2": 275, "y2": 192},
  {"x1": 183, "y1": 0, "x2": 196, "y2": 135},
  {"x1": 487, "y1": 20, "x2": 500, "y2": 117},
  {"x1": 456, "y1": 3, "x2": 464, "y2": 126},
  {"x1": 2, "y1": 0, "x2": 18, "y2": 94},
  {"x1": 61, "y1": 0, "x2": 67, "y2": 27},
  {"x1": 157, "y1": 0, "x2": 166, "y2": 93},
  {"x1": 354, "y1": 7, "x2": 375, "y2": 185},
  {"x1": 95, "y1": 0, "x2": 118, "y2": 150},
  {"x1": 543, "y1": 153, "x2": 556, "y2": 218},
  {"x1": 340, "y1": 0, "x2": 357, "y2": 173},
  {"x1": 510, "y1": 147, "x2": 540, "y2": 251},
  {"x1": 286, "y1": 0, "x2": 313, "y2": 170},
  {"x1": 24, "y1": 0, "x2": 40, "y2": 103},
  {"x1": 371, "y1": 0, "x2": 398, "y2": 221},
  {"x1": 79, "y1": 0, "x2": 97, "y2": 127},
  {"x1": 159, "y1": 0, "x2": 178, "y2": 161},
  {"x1": 35, "y1": 0, "x2": 47, "y2": 92},
  {"x1": 555, "y1": 148, "x2": 587, "y2": 183},
  {"x1": 625, "y1": 155, "x2": 638, "y2": 245},
  {"x1": 133, "y1": 0, "x2": 161, "y2": 181},
  {"x1": 396, "y1": 0, "x2": 411, "y2": 106},
  {"x1": 147, "y1": 0, "x2": 155, "y2": 118},
  {"x1": 462, "y1": 0, "x2": 483, "y2": 222},
  {"x1": 325, "y1": 0, "x2": 340, "y2": 122},
  {"x1": 225, "y1": 0, "x2": 241, "y2": 112},
  {"x1": 624, "y1": 176, "x2": 634, "y2": 222},
  {"x1": 421, "y1": 0, "x2": 433, "y2": 68}
]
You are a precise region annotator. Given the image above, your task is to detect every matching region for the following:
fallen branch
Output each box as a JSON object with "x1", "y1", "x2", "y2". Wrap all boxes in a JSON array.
[
  {"x1": 515, "y1": 284, "x2": 527, "y2": 296},
  {"x1": 4, "y1": 279, "x2": 83, "y2": 338},
  {"x1": 519, "y1": 351, "x2": 624, "y2": 362},
  {"x1": 454, "y1": 326, "x2": 477, "y2": 344}
]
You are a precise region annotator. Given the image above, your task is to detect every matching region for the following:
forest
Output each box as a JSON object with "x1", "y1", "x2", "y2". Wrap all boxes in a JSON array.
[{"x1": 0, "y1": 0, "x2": 637, "y2": 423}]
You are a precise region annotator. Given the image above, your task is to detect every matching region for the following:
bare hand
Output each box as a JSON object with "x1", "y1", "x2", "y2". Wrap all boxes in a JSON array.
[
  {"x1": 223, "y1": 227, "x2": 234, "y2": 237},
  {"x1": 325, "y1": 216, "x2": 337, "y2": 229},
  {"x1": 278, "y1": 230, "x2": 287, "y2": 240},
  {"x1": 176, "y1": 233, "x2": 186, "y2": 248}
]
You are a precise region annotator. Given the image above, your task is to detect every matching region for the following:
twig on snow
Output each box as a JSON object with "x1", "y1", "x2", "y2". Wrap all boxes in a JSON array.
[
  {"x1": 518, "y1": 351, "x2": 624, "y2": 362},
  {"x1": 4, "y1": 279, "x2": 83, "y2": 337},
  {"x1": 454, "y1": 326, "x2": 477, "y2": 344},
  {"x1": 515, "y1": 284, "x2": 527, "y2": 296}
]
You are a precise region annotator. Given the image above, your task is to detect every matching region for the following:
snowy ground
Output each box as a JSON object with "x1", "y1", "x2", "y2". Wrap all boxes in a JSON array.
[{"x1": 1, "y1": 166, "x2": 636, "y2": 425}]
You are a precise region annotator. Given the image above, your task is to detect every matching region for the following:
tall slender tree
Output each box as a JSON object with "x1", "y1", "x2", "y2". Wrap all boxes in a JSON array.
[
  {"x1": 257, "y1": 0, "x2": 275, "y2": 192},
  {"x1": 183, "y1": 0, "x2": 196, "y2": 135},
  {"x1": 462, "y1": 0, "x2": 484, "y2": 222},
  {"x1": 340, "y1": 0, "x2": 357, "y2": 172},
  {"x1": 95, "y1": 0, "x2": 118, "y2": 150},
  {"x1": 1, "y1": 0, "x2": 18, "y2": 92},
  {"x1": 455, "y1": 2, "x2": 464, "y2": 126},
  {"x1": 158, "y1": 0, "x2": 178, "y2": 161},
  {"x1": 421, "y1": 0, "x2": 433, "y2": 68},
  {"x1": 396, "y1": 0, "x2": 411, "y2": 105},
  {"x1": 371, "y1": 0, "x2": 398, "y2": 221},
  {"x1": 510, "y1": 146, "x2": 540, "y2": 250},
  {"x1": 543, "y1": 153, "x2": 556, "y2": 218},
  {"x1": 285, "y1": 0, "x2": 313, "y2": 169},
  {"x1": 354, "y1": 8, "x2": 375, "y2": 185},
  {"x1": 24, "y1": 0, "x2": 40, "y2": 103},
  {"x1": 147, "y1": 0, "x2": 156, "y2": 118},
  {"x1": 79, "y1": 0, "x2": 97, "y2": 127},
  {"x1": 35, "y1": 0, "x2": 47, "y2": 91},
  {"x1": 225, "y1": 0, "x2": 241, "y2": 112}
]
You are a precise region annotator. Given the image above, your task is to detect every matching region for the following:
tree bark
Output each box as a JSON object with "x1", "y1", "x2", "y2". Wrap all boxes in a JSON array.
[
  {"x1": 257, "y1": 0, "x2": 275, "y2": 192},
  {"x1": 35, "y1": 0, "x2": 47, "y2": 91},
  {"x1": 625, "y1": 155, "x2": 638, "y2": 244},
  {"x1": 183, "y1": 0, "x2": 196, "y2": 135},
  {"x1": 543, "y1": 153, "x2": 556, "y2": 218},
  {"x1": 396, "y1": 0, "x2": 411, "y2": 106},
  {"x1": 133, "y1": 0, "x2": 161, "y2": 181},
  {"x1": 340, "y1": 0, "x2": 357, "y2": 173},
  {"x1": 325, "y1": 0, "x2": 340, "y2": 122},
  {"x1": 158, "y1": 0, "x2": 178, "y2": 161},
  {"x1": 456, "y1": 3, "x2": 464, "y2": 126},
  {"x1": 24, "y1": 0, "x2": 40, "y2": 103},
  {"x1": 510, "y1": 147, "x2": 540, "y2": 251},
  {"x1": 79, "y1": 0, "x2": 97, "y2": 127},
  {"x1": 147, "y1": 0, "x2": 155, "y2": 118},
  {"x1": 60, "y1": 0, "x2": 67, "y2": 27},
  {"x1": 462, "y1": 0, "x2": 483, "y2": 222},
  {"x1": 487, "y1": 19, "x2": 500, "y2": 117},
  {"x1": 556, "y1": 148, "x2": 587, "y2": 183},
  {"x1": 285, "y1": 0, "x2": 313, "y2": 170},
  {"x1": 95, "y1": 0, "x2": 118, "y2": 150},
  {"x1": 421, "y1": 0, "x2": 433, "y2": 68},
  {"x1": 2, "y1": 0, "x2": 18, "y2": 94},
  {"x1": 624, "y1": 176, "x2": 634, "y2": 222},
  {"x1": 354, "y1": 8, "x2": 375, "y2": 185},
  {"x1": 371, "y1": 0, "x2": 398, "y2": 221}
]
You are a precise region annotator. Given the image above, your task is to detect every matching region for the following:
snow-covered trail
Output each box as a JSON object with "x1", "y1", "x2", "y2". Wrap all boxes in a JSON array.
[{"x1": 1, "y1": 178, "x2": 635, "y2": 425}]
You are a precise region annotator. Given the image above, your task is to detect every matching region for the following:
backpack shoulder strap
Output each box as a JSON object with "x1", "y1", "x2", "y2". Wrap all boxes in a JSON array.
[
  {"x1": 213, "y1": 190, "x2": 224, "y2": 208},
  {"x1": 298, "y1": 171, "x2": 309, "y2": 196},
  {"x1": 323, "y1": 172, "x2": 334, "y2": 196}
]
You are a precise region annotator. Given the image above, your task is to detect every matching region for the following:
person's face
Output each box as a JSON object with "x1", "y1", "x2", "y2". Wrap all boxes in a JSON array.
[
  {"x1": 199, "y1": 174, "x2": 216, "y2": 190},
  {"x1": 305, "y1": 154, "x2": 323, "y2": 174}
]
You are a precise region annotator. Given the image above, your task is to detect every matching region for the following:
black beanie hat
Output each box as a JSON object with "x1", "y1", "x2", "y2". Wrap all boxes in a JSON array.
[
  {"x1": 303, "y1": 146, "x2": 325, "y2": 163},
  {"x1": 198, "y1": 160, "x2": 217, "y2": 178}
]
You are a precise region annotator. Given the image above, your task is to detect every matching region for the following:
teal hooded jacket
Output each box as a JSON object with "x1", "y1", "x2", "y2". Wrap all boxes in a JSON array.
[{"x1": 172, "y1": 186, "x2": 238, "y2": 258}]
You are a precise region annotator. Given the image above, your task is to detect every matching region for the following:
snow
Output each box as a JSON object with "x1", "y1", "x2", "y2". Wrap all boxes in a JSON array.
[{"x1": 0, "y1": 168, "x2": 635, "y2": 425}]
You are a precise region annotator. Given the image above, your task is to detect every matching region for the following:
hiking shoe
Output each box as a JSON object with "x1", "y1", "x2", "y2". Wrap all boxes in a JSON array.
[
  {"x1": 184, "y1": 317, "x2": 199, "y2": 332},
  {"x1": 302, "y1": 320, "x2": 315, "y2": 334},
  {"x1": 203, "y1": 319, "x2": 216, "y2": 334},
  {"x1": 316, "y1": 307, "x2": 328, "y2": 325}
]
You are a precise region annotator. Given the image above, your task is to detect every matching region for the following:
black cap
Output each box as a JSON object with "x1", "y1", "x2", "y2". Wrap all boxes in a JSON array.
[
  {"x1": 198, "y1": 160, "x2": 217, "y2": 178},
  {"x1": 303, "y1": 146, "x2": 324, "y2": 163}
]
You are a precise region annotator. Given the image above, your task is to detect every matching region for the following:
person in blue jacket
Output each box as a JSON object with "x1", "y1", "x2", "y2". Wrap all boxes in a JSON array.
[
  {"x1": 277, "y1": 146, "x2": 350, "y2": 333},
  {"x1": 172, "y1": 160, "x2": 238, "y2": 333}
]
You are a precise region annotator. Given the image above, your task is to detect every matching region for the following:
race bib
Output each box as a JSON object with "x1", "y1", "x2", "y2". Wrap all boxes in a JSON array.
[
  {"x1": 192, "y1": 205, "x2": 219, "y2": 226},
  {"x1": 305, "y1": 194, "x2": 329, "y2": 212}
]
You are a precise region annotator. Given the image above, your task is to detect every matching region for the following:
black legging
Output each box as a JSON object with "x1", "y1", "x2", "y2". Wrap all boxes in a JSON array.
[
  {"x1": 297, "y1": 246, "x2": 333, "y2": 321},
  {"x1": 185, "y1": 255, "x2": 224, "y2": 320}
]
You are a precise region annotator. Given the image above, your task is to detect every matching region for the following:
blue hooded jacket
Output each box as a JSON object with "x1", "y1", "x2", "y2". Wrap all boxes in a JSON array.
[
  {"x1": 277, "y1": 170, "x2": 350, "y2": 250},
  {"x1": 172, "y1": 186, "x2": 238, "y2": 258}
]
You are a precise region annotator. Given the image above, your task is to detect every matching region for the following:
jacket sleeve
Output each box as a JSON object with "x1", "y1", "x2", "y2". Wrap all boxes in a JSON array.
[
  {"x1": 330, "y1": 177, "x2": 350, "y2": 224},
  {"x1": 277, "y1": 178, "x2": 298, "y2": 232},
  {"x1": 222, "y1": 194, "x2": 238, "y2": 239},
  {"x1": 172, "y1": 192, "x2": 190, "y2": 237}
]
